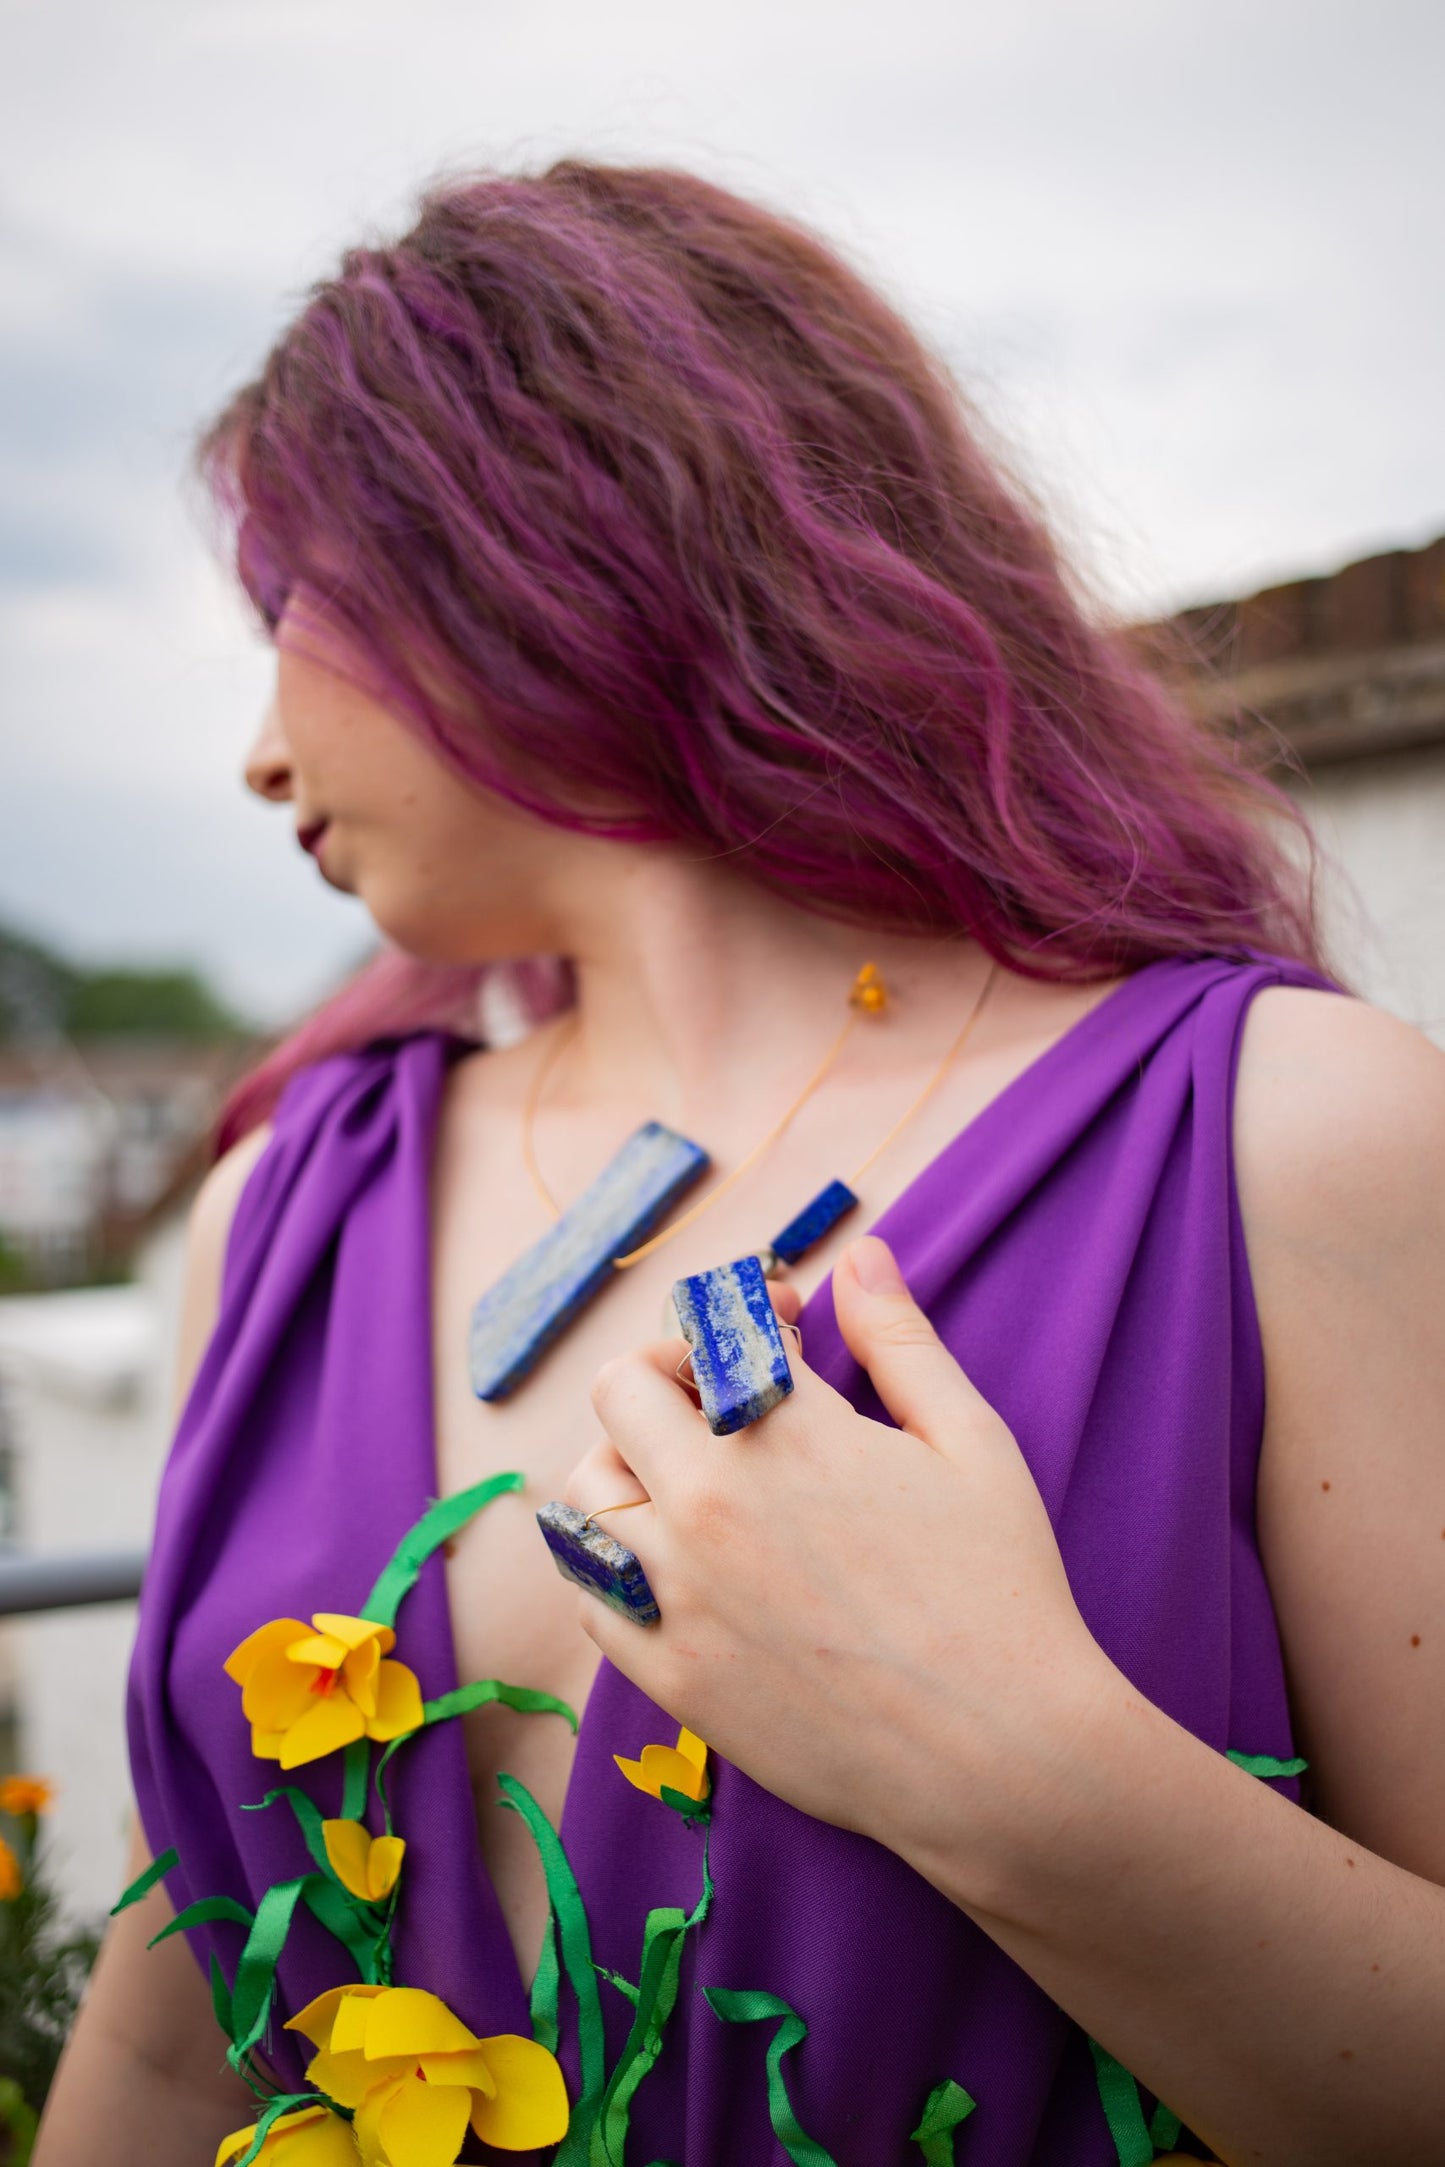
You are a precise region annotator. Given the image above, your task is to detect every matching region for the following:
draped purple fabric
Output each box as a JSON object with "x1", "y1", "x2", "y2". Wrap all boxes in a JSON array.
[{"x1": 127, "y1": 952, "x2": 1333, "y2": 2164}]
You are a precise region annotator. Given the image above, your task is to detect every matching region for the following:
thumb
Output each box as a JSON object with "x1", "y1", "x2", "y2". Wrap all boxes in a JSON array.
[{"x1": 833, "y1": 1235, "x2": 995, "y2": 1457}]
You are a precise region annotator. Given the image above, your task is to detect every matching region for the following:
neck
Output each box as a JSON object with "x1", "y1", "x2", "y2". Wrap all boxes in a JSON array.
[{"x1": 533, "y1": 847, "x2": 988, "y2": 1134}]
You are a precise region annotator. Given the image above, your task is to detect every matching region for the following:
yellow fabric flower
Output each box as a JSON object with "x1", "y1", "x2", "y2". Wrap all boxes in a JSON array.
[
  {"x1": 614, "y1": 1725, "x2": 710, "y2": 1805},
  {"x1": 0, "y1": 1836, "x2": 21, "y2": 1901},
  {"x1": 224, "y1": 1614, "x2": 424, "y2": 1768},
  {"x1": 0, "y1": 1775, "x2": 53, "y2": 1817},
  {"x1": 216, "y1": 2104, "x2": 361, "y2": 2167},
  {"x1": 321, "y1": 1820, "x2": 405, "y2": 1902},
  {"x1": 285, "y1": 1983, "x2": 569, "y2": 2159}
]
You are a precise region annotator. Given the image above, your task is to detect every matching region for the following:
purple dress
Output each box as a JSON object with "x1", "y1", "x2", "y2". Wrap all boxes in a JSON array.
[{"x1": 127, "y1": 952, "x2": 1330, "y2": 2164}]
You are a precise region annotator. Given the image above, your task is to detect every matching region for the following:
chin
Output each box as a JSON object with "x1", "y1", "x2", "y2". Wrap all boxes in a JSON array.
[{"x1": 362, "y1": 890, "x2": 544, "y2": 968}]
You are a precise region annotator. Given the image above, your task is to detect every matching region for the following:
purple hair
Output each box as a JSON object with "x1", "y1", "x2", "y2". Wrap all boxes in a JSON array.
[{"x1": 201, "y1": 160, "x2": 1321, "y2": 1148}]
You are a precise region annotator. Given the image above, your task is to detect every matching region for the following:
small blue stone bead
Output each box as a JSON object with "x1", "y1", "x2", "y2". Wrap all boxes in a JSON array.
[{"x1": 769, "y1": 1179, "x2": 859, "y2": 1266}]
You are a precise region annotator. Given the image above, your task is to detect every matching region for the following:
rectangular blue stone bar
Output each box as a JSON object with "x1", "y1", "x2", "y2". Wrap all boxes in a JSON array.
[
  {"x1": 536, "y1": 1502, "x2": 661, "y2": 1625},
  {"x1": 671, "y1": 1253, "x2": 794, "y2": 1436},
  {"x1": 469, "y1": 1122, "x2": 708, "y2": 1400},
  {"x1": 769, "y1": 1178, "x2": 859, "y2": 1267}
]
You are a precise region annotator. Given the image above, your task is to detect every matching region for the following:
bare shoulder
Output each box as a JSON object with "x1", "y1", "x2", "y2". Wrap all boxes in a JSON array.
[
  {"x1": 1234, "y1": 985, "x2": 1445, "y2": 1251},
  {"x1": 171, "y1": 1123, "x2": 273, "y2": 1413}
]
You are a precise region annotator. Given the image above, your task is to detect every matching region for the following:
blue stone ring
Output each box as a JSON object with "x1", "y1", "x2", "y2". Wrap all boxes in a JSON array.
[{"x1": 536, "y1": 1501, "x2": 661, "y2": 1626}]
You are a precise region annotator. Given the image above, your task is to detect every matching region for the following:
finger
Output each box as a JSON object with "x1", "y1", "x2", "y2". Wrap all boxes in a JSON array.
[
  {"x1": 832, "y1": 1235, "x2": 999, "y2": 1461},
  {"x1": 590, "y1": 1344, "x2": 710, "y2": 1493},
  {"x1": 562, "y1": 1432, "x2": 650, "y2": 1514}
]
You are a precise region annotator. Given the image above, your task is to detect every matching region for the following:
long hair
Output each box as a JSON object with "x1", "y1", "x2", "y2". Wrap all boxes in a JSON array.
[{"x1": 201, "y1": 159, "x2": 1321, "y2": 1149}]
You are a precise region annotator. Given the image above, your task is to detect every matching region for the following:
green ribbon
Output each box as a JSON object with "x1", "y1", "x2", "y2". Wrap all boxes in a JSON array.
[
  {"x1": 228, "y1": 1876, "x2": 309, "y2": 2062},
  {"x1": 910, "y1": 2078, "x2": 977, "y2": 2163},
  {"x1": 301, "y1": 1874, "x2": 386, "y2": 1984},
  {"x1": 704, "y1": 1989, "x2": 841, "y2": 2167},
  {"x1": 361, "y1": 1471, "x2": 526, "y2": 1629},
  {"x1": 209, "y1": 1952, "x2": 235, "y2": 2038},
  {"x1": 591, "y1": 1906, "x2": 690, "y2": 2165},
  {"x1": 221, "y1": 2093, "x2": 323, "y2": 2167},
  {"x1": 532, "y1": 1912, "x2": 563, "y2": 2050},
  {"x1": 341, "y1": 1739, "x2": 370, "y2": 1821},
  {"x1": 498, "y1": 1773, "x2": 608, "y2": 2162},
  {"x1": 110, "y1": 1845, "x2": 179, "y2": 1914},
  {"x1": 1226, "y1": 1749, "x2": 1308, "y2": 1781},
  {"x1": 244, "y1": 1784, "x2": 337, "y2": 1880},
  {"x1": 148, "y1": 1894, "x2": 255, "y2": 1947},
  {"x1": 1087, "y1": 2038, "x2": 1154, "y2": 2167},
  {"x1": 1149, "y1": 2102, "x2": 1183, "y2": 2151}
]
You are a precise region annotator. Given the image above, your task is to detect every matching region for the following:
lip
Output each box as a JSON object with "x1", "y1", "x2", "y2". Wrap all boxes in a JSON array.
[{"x1": 296, "y1": 818, "x2": 330, "y2": 859}]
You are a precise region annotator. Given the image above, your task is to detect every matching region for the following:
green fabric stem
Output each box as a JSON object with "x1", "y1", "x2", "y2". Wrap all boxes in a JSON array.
[
  {"x1": 111, "y1": 1845, "x2": 179, "y2": 1914},
  {"x1": 301, "y1": 1874, "x2": 385, "y2": 1983},
  {"x1": 1226, "y1": 1749, "x2": 1308, "y2": 1780},
  {"x1": 341, "y1": 1739, "x2": 370, "y2": 1821},
  {"x1": 208, "y1": 1953, "x2": 234, "y2": 2037},
  {"x1": 704, "y1": 1989, "x2": 841, "y2": 2167},
  {"x1": 498, "y1": 1773, "x2": 607, "y2": 2162},
  {"x1": 221, "y1": 2093, "x2": 322, "y2": 2167},
  {"x1": 596, "y1": 1964, "x2": 642, "y2": 2009},
  {"x1": 910, "y1": 2078, "x2": 977, "y2": 2163},
  {"x1": 373, "y1": 1677, "x2": 580, "y2": 1837},
  {"x1": 148, "y1": 1894, "x2": 255, "y2": 1948},
  {"x1": 532, "y1": 1914, "x2": 563, "y2": 2050},
  {"x1": 361, "y1": 1471, "x2": 526, "y2": 1628},
  {"x1": 1087, "y1": 2038, "x2": 1154, "y2": 2167},
  {"x1": 227, "y1": 1877, "x2": 310, "y2": 2062},
  {"x1": 591, "y1": 1906, "x2": 690, "y2": 2166},
  {"x1": 1149, "y1": 2101, "x2": 1184, "y2": 2150},
  {"x1": 657, "y1": 1784, "x2": 710, "y2": 1826},
  {"x1": 243, "y1": 1784, "x2": 337, "y2": 1880}
]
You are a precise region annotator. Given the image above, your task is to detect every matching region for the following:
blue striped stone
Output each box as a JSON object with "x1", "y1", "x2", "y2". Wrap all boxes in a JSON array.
[
  {"x1": 770, "y1": 1178, "x2": 859, "y2": 1266},
  {"x1": 536, "y1": 1502, "x2": 661, "y2": 1625},
  {"x1": 469, "y1": 1122, "x2": 708, "y2": 1400},
  {"x1": 672, "y1": 1253, "x2": 794, "y2": 1435}
]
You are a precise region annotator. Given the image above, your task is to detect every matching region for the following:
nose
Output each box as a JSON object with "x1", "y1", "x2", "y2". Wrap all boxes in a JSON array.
[{"x1": 244, "y1": 697, "x2": 294, "y2": 802}]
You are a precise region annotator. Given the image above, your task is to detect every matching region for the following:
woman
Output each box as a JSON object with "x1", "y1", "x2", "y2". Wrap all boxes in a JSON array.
[{"x1": 37, "y1": 162, "x2": 1445, "y2": 2167}]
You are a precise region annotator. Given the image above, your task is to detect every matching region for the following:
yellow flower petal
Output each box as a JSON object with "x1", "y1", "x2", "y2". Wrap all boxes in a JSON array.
[
  {"x1": 467, "y1": 2035, "x2": 570, "y2": 2150},
  {"x1": 321, "y1": 1818, "x2": 376, "y2": 1900},
  {"x1": 278, "y1": 1694, "x2": 368, "y2": 1769},
  {"x1": 332, "y1": 1988, "x2": 389, "y2": 2056},
  {"x1": 244, "y1": 1647, "x2": 324, "y2": 1732},
  {"x1": 287, "y1": 1632, "x2": 353, "y2": 1671},
  {"x1": 224, "y1": 1617, "x2": 310, "y2": 1686},
  {"x1": 353, "y1": 2077, "x2": 404, "y2": 2167},
  {"x1": 311, "y1": 1613, "x2": 394, "y2": 1654},
  {"x1": 215, "y1": 2105, "x2": 360, "y2": 2167},
  {"x1": 0, "y1": 1776, "x2": 52, "y2": 1816},
  {"x1": 250, "y1": 1727, "x2": 289, "y2": 1760},
  {"x1": 362, "y1": 1987, "x2": 481, "y2": 2061},
  {"x1": 676, "y1": 1728, "x2": 709, "y2": 1780},
  {"x1": 285, "y1": 1981, "x2": 386, "y2": 2050},
  {"x1": 368, "y1": 1835, "x2": 405, "y2": 1899},
  {"x1": 614, "y1": 1742, "x2": 710, "y2": 1803},
  {"x1": 365, "y1": 1660, "x2": 424, "y2": 1743},
  {"x1": 304, "y1": 2043, "x2": 377, "y2": 2111},
  {"x1": 343, "y1": 1636, "x2": 382, "y2": 1720},
  {"x1": 415, "y1": 2047, "x2": 497, "y2": 2098},
  {"x1": 376, "y1": 2075, "x2": 471, "y2": 2167}
]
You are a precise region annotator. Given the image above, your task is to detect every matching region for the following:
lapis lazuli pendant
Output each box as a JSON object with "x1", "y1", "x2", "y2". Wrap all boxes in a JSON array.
[
  {"x1": 766, "y1": 1179, "x2": 859, "y2": 1268},
  {"x1": 536, "y1": 1502, "x2": 661, "y2": 1625},
  {"x1": 672, "y1": 1253, "x2": 794, "y2": 1435},
  {"x1": 470, "y1": 1122, "x2": 708, "y2": 1400}
]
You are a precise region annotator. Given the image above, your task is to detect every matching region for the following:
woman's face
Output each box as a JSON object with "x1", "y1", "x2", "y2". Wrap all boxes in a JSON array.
[{"x1": 244, "y1": 614, "x2": 577, "y2": 963}]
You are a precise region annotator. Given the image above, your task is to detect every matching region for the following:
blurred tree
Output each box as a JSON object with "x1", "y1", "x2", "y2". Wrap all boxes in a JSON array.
[{"x1": 0, "y1": 925, "x2": 246, "y2": 1043}]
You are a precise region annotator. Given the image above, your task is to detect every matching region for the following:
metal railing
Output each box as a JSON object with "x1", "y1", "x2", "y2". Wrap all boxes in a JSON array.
[{"x1": 0, "y1": 1549, "x2": 146, "y2": 1616}]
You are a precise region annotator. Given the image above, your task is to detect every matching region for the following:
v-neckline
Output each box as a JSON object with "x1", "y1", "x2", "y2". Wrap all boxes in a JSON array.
[{"x1": 415, "y1": 955, "x2": 1160, "y2": 2000}]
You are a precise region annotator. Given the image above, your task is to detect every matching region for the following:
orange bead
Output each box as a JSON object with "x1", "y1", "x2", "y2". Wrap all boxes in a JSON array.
[{"x1": 850, "y1": 962, "x2": 888, "y2": 1013}]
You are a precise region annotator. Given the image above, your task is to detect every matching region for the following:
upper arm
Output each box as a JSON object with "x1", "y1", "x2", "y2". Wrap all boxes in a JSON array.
[
  {"x1": 1236, "y1": 987, "x2": 1445, "y2": 1883},
  {"x1": 171, "y1": 1123, "x2": 272, "y2": 1417}
]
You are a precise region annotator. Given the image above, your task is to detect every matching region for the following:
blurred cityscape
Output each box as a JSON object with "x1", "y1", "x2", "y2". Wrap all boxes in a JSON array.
[{"x1": 1, "y1": 531, "x2": 1444, "y2": 1940}]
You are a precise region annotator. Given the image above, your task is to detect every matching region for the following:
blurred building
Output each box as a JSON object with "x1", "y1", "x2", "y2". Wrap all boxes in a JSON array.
[{"x1": 2, "y1": 532, "x2": 1444, "y2": 1925}]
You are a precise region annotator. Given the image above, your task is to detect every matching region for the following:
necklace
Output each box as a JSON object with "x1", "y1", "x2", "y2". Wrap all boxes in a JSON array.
[{"x1": 467, "y1": 958, "x2": 998, "y2": 1401}]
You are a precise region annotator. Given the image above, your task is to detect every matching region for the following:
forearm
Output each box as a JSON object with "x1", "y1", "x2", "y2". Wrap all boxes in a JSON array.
[{"x1": 909, "y1": 1665, "x2": 1445, "y2": 2167}]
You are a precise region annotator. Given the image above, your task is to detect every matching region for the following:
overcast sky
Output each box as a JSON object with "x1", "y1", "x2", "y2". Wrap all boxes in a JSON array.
[{"x1": 2, "y1": 0, "x2": 1442, "y2": 1023}]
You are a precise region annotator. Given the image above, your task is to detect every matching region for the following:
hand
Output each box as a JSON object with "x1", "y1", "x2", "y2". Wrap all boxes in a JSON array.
[{"x1": 566, "y1": 1235, "x2": 1119, "y2": 1887}]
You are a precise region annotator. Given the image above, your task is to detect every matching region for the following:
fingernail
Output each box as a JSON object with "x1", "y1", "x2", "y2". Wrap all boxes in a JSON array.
[{"x1": 850, "y1": 1236, "x2": 904, "y2": 1296}]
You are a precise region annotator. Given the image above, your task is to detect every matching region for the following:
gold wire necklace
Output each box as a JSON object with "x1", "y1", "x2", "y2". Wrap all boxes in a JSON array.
[{"x1": 467, "y1": 959, "x2": 998, "y2": 1400}]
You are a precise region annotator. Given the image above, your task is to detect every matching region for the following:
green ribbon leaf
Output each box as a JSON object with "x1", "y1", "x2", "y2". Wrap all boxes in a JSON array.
[
  {"x1": 209, "y1": 1952, "x2": 235, "y2": 2038},
  {"x1": 300, "y1": 1873, "x2": 385, "y2": 1983},
  {"x1": 219, "y1": 2093, "x2": 323, "y2": 2167},
  {"x1": 499, "y1": 1774, "x2": 607, "y2": 2165},
  {"x1": 341, "y1": 1739, "x2": 370, "y2": 1822},
  {"x1": 423, "y1": 1677, "x2": 580, "y2": 1732},
  {"x1": 148, "y1": 1894, "x2": 255, "y2": 1948},
  {"x1": 1226, "y1": 1749, "x2": 1308, "y2": 1781},
  {"x1": 591, "y1": 1907, "x2": 689, "y2": 2166},
  {"x1": 910, "y1": 2078, "x2": 977, "y2": 2164},
  {"x1": 532, "y1": 1913, "x2": 563, "y2": 2049},
  {"x1": 1149, "y1": 2101, "x2": 1184, "y2": 2151},
  {"x1": 243, "y1": 1784, "x2": 336, "y2": 1881},
  {"x1": 111, "y1": 1845, "x2": 178, "y2": 1915},
  {"x1": 704, "y1": 1988, "x2": 841, "y2": 2167},
  {"x1": 362, "y1": 1472, "x2": 526, "y2": 1629},
  {"x1": 1087, "y1": 2037, "x2": 1154, "y2": 2167},
  {"x1": 228, "y1": 1876, "x2": 309, "y2": 2061}
]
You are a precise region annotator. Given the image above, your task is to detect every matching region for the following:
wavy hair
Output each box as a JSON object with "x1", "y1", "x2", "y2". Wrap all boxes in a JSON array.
[{"x1": 201, "y1": 159, "x2": 1320, "y2": 1147}]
